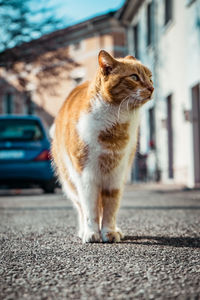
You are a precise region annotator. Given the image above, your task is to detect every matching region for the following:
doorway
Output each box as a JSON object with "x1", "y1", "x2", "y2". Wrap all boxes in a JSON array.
[
  {"x1": 167, "y1": 94, "x2": 174, "y2": 179},
  {"x1": 191, "y1": 83, "x2": 200, "y2": 186}
]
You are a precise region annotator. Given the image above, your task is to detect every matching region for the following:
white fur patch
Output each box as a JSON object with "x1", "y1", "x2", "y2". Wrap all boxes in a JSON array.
[
  {"x1": 49, "y1": 123, "x2": 55, "y2": 139},
  {"x1": 76, "y1": 94, "x2": 140, "y2": 190}
]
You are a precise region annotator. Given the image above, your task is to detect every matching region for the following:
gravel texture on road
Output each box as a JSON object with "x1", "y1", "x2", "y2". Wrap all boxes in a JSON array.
[{"x1": 0, "y1": 185, "x2": 200, "y2": 300}]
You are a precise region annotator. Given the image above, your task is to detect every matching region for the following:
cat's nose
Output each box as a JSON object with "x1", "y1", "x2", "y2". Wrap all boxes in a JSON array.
[{"x1": 148, "y1": 86, "x2": 154, "y2": 93}]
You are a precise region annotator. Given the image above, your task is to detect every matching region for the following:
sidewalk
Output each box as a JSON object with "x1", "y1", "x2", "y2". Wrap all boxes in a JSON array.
[{"x1": 126, "y1": 182, "x2": 188, "y2": 191}]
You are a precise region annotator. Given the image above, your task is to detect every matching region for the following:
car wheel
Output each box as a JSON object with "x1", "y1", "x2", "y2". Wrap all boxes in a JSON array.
[{"x1": 42, "y1": 180, "x2": 55, "y2": 194}]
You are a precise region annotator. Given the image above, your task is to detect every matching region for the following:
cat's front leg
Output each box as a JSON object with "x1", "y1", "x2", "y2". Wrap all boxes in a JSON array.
[
  {"x1": 78, "y1": 182, "x2": 101, "y2": 243},
  {"x1": 101, "y1": 188, "x2": 124, "y2": 243}
]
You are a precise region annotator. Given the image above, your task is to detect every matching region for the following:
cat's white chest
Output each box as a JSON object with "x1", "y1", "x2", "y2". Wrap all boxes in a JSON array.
[{"x1": 76, "y1": 98, "x2": 140, "y2": 182}]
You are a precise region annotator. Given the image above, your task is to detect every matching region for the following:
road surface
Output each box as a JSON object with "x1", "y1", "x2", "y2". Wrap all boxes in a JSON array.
[{"x1": 0, "y1": 185, "x2": 200, "y2": 299}]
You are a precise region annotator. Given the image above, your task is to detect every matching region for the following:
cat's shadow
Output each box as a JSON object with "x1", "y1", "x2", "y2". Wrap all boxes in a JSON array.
[{"x1": 121, "y1": 235, "x2": 200, "y2": 249}]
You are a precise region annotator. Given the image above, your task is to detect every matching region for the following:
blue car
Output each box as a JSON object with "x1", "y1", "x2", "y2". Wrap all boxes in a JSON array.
[{"x1": 0, "y1": 115, "x2": 56, "y2": 193}]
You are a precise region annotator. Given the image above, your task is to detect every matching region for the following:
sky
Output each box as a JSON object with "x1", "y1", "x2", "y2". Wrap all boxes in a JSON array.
[
  {"x1": 50, "y1": 0, "x2": 125, "y2": 27},
  {"x1": 0, "y1": 0, "x2": 125, "y2": 52}
]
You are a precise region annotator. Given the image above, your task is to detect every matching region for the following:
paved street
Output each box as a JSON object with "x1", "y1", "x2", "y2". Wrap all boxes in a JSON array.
[{"x1": 0, "y1": 185, "x2": 200, "y2": 300}]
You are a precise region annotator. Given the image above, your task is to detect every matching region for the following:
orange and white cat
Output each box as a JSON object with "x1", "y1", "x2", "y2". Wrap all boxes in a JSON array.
[{"x1": 51, "y1": 50, "x2": 154, "y2": 243}]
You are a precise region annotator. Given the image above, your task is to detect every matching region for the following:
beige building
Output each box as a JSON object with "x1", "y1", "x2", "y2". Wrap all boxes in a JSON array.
[{"x1": 0, "y1": 11, "x2": 126, "y2": 127}]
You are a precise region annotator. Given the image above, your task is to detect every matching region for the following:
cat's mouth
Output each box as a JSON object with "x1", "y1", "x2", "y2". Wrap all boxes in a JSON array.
[
  {"x1": 130, "y1": 95, "x2": 152, "y2": 107},
  {"x1": 144, "y1": 96, "x2": 153, "y2": 101},
  {"x1": 131, "y1": 90, "x2": 154, "y2": 103},
  {"x1": 136, "y1": 96, "x2": 152, "y2": 103},
  {"x1": 141, "y1": 91, "x2": 154, "y2": 102},
  {"x1": 121, "y1": 93, "x2": 153, "y2": 109}
]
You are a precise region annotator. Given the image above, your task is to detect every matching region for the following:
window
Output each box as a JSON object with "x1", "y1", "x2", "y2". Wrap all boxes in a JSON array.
[
  {"x1": 0, "y1": 119, "x2": 43, "y2": 141},
  {"x1": 164, "y1": 0, "x2": 173, "y2": 25},
  {"x1": 73, "y1": 41, "x2": 81, "y2": 50},
  {"x1": 25, "y1": 94, "x2": 34, "y2": 115},
  {"x1": 4, "y1": 93, "x2": 13, "y2": 114},
  {"x1": 27, "y1": 101, "x2": 34, "y2": 115},
  {"x1": 147, "y1": 2, "x2": 153, "y2": 46},
  {"x1": 133, "y1": 24, "x2": 139, "y2": 59}
]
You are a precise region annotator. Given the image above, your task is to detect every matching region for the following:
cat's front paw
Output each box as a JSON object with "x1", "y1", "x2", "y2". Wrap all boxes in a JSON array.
[
  {"x1": 78, "y1": 229, "x2": 83, "y2": 239},
  {"x1": 116, "y1": 227, "x2": 124, "y2": 239},
  {"x1": 101, "y1": 228, "x2": 123, "y2": 243},
  {"x1": 82, "y1": 230, "x2": 101, "y2": 243}
]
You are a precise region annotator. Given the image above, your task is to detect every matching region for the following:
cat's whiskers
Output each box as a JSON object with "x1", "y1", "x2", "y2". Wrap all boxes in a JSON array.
[{"x1": 117, "y1": 93, "x2": 141, "y2": 121}]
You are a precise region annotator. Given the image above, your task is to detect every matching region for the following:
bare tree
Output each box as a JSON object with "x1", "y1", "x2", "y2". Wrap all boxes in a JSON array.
[
  {"x1": 0, "y1": 0, "x2": 79, "y2": 101},
  {"x1": 0, "y1": 0, "x2": 64, "y2": 52}
]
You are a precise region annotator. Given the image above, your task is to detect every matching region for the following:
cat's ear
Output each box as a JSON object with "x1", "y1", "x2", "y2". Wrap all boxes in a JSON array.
[
  {"x1": 98, "y1": 50, "x2": 117, "y2": 76},
  {"x1": 125, "y1": 55, "x2": 137, "y2": 60}
]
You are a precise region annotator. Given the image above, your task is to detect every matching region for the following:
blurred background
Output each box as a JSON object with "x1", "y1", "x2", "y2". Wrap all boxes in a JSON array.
[{"x1": 0, "y1": 0, "x2": 200, "y2": 192}]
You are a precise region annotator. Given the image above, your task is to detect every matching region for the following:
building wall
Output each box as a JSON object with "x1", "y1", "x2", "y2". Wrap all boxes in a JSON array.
[
  {"x1": 126, "y1": 0, "x2": 200, "y2": 187},
  {"x1": 156, "y1": 0, "x2": 189, "y2": 184},
  {"x1": 185, "y1": 0, "x2": 200, "y2": 187},
  {"x1": 155, "y1": 0, "x2": 200, "y2": 186},
  {"x1": 0, "y1": 16, "x2": 126, "y2": 128}
]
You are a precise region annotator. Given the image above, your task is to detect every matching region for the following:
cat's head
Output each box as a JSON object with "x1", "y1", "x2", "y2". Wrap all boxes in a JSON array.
[{"x1": 97, "y1": 50, "x2": 154, "y2": 108}]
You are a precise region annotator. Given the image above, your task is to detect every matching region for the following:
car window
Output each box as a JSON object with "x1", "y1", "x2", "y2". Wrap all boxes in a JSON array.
[{"x1": 0, "y1": 119, "x2": 44, "y2": 141}]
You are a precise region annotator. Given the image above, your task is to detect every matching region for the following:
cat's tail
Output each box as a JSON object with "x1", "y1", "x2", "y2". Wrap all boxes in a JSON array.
[{"x1": 49, "y1": 123, "x2": 55, "y2": 139}]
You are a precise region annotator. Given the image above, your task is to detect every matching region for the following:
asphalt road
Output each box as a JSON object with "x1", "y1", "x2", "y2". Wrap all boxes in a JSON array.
[{"x1": 0, "y1": 185, "x2": 200, "y2": 300}]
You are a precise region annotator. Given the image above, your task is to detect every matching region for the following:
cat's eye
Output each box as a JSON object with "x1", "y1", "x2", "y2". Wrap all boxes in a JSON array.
[{"x1": 131, "y1": 74, "x2": 139, "y2": 81}]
